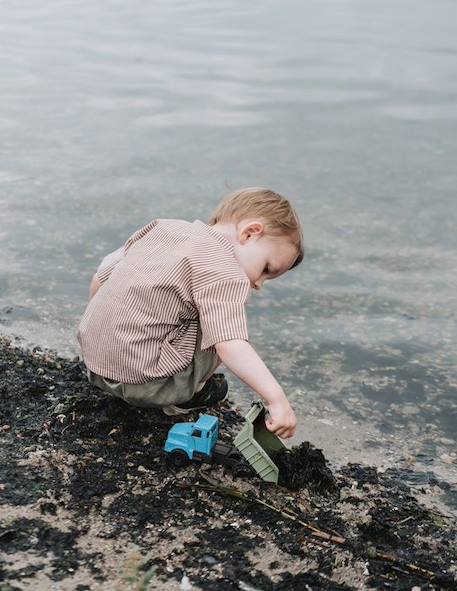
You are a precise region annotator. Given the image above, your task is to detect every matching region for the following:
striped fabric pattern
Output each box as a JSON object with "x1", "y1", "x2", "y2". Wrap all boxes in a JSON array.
[{"x1": 77, "y1": 219, "x2": 251, "y2": 384}]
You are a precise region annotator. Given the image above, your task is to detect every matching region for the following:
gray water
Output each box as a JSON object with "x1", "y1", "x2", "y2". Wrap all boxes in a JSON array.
[{"x1": 1, "y1": 1, "x2": 456, "y2": 510}]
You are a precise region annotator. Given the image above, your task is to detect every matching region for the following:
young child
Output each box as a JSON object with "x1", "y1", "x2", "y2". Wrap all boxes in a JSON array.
[{"x1": 77, "y1": 187, "x2": 304, "y2": 438}]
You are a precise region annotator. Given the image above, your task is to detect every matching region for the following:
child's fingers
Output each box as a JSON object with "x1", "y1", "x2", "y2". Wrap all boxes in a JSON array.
[
  {"x1": 281, "y1": 423, "x2": 296, "y2": 438},
  {"x1": 266, "y1": 420, "x2": 294, "y2": 439},
  {"x1": 265, "y1": 419, "x2": 278, "y2": 434},
  {"x1": 275, "y1": 428, "x2": 289, "y2": 439},
  {"x1": 265, "y1": 417, "x2": 279, "y2": 430},
  {"x1": 277, "y1": 427, "x2": 294, "y2": 439}
]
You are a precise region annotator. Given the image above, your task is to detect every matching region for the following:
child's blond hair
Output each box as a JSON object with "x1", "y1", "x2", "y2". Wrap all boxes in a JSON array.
[{"x1": 208, "y1": 187, "x2": 304, "y2": 269}]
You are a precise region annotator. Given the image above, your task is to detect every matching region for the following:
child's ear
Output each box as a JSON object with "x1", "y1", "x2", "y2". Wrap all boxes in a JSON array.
[{"x1": 238, "y1": 220, "x2": 264, "y2": 244}]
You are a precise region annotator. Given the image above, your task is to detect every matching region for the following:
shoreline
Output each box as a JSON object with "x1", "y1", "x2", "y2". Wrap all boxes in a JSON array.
[
  {"x1": 2, "y1": 326, "x2": 457, "y2": 518},
  {"x1": 1, "y1": 335, "x2": 456, "y2": 590},
  {"x1": 3, "y1": 322, "x2": 457, "y2": 513}
]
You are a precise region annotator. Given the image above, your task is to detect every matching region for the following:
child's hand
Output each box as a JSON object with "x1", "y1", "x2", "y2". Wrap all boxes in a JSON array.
[{"x1": 265, "y1": 399, "x2": 296, "y2": 439}]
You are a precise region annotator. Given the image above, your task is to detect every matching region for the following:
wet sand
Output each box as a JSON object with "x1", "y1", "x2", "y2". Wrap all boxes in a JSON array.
[{"x1": 1, "y1": 336, "x2": 456, "y2": 590}]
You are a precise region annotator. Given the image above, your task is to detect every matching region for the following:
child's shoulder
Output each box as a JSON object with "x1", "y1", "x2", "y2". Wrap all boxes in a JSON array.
[{"x1": 157, "y1": 219, "x2": 226, "y2": 248}]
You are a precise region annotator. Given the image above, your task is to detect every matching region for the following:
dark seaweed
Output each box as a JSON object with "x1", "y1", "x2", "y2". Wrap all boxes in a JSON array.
[
  {"x1": 274, "y1": 442, "x2": 339, "y2": 493},
  {"x1": 1, "y1": 335, "x2": 456, "y2": 590}
]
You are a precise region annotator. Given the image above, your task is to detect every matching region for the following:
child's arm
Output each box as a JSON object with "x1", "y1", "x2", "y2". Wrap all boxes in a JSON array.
[{"x1": 214, "y1": 339, "x2": 296, "y2": 439}]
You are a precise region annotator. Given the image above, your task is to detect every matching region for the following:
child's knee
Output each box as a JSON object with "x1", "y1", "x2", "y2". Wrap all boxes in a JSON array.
[{"x1": 121, "y1": 378, "x2": 193, "y2": 408}]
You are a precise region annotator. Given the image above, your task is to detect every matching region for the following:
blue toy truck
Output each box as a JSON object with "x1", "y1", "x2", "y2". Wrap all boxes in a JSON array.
[
  {"x1": 164, "y1": 414, "x2": 243, "y2": 468},
  {"x1": 164, "y1": 402, "x2": 287, "y2": 482}
]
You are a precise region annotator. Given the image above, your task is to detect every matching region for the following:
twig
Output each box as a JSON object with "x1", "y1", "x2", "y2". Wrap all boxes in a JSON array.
[
  {"x1": 178, "y1": 473, "x2": 454, "y2": 587},
  {"x1": 375, "y1": 551, "x2": 439, "y2": 581},
  {"x1": 184, "y1": 472, "x2": 346, "y2": 544},
  {"x1": 396, "y1": 515, "x2": 413, "y2": 525}
]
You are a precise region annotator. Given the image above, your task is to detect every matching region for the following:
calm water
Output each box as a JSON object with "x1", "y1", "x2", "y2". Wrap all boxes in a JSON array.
[{"x1": 1, "y1": 1, "x2": 456, "y2": 509}]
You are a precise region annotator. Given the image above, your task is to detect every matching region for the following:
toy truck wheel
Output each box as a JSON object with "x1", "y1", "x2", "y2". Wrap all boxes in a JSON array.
[{"x1": 167, "y1": 450, "x2": 189, "y2": 467}]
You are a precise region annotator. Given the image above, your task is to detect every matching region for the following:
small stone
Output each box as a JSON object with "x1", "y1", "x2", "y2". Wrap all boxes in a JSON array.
[
  {"x1": 317, "y1": 418, "x2": 334, "y2": 426},
  {"x1": 37, "y1": 368, "x2": 45, "y2": 375},
  {"x1": 96, "y1": 457, "x2": 104, "y2": 464},
  {"x1": 1, "y1": 425, "x2": 11, "y2": 432},
  {"x1": 16, "y1": 359, "x2": 24, "y2": 367},
  {"x1": 366, "y1": 545, "x2": 377, "y2": 558},
  {"x1": 438, "y1": 437, "x2": 455, "y2": 446},
  {"x1": 180, "y1": 574, "x2": 192, "y2": 590},
  {"x1": 202, "y1": 555, "x2": 217, "y2": 565}
]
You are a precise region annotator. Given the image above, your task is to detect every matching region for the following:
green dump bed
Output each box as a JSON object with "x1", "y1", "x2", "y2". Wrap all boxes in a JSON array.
[{"x1": 233, "y1": 401, "x2": 286, "y2": 483}]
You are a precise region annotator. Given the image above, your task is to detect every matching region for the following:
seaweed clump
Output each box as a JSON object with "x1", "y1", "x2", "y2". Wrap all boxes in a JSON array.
[{"x1": 273, "y1": 442, "x2": 339, "y2": 493}]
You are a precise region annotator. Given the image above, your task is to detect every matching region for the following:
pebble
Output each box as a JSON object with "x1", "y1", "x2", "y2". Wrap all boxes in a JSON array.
[
  {"x1": 317, "y1": 418, "x2": 334, "y2": 426},
  {"x1": 440, "y1": 453, "x2": 456, "y2": 464},
  {"x1": 366, "y1": 545, "x2": 377, "y2": 558},
  {"x1": 180, "y1": 574, "x2": 192, "y2": 590},
  {"x1": 438, "y1": 437, "x2": 455, "y2": 446},
  {"x1": 37, "y1": 368, "x2": 45, "y2": 375},
  {"x1": 16, "y1": 359, "x2": 24, "y2": 367},
  {"x1": 202, "y1": 555, "x2": 218, "y2": 565}
]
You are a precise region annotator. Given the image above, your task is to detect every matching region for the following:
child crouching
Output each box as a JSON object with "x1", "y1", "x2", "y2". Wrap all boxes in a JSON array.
[{"x1": 77, "y1": 187, "x2": 304, "y2": 438}]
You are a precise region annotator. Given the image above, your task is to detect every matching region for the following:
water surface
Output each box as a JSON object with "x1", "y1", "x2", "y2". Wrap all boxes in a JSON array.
[{"x1": 1, "y1": 0, "x2": 456, "y2": 510}]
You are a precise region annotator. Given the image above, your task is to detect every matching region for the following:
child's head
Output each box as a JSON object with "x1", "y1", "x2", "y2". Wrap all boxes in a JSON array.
[{"x1": 209, "y1": 187, "x2": 304, "y2": 290}]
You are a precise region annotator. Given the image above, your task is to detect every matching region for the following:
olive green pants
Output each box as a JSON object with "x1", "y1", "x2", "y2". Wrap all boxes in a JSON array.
[{"x1": 87, "y1": 331, "x2": 220, "y2": 409}]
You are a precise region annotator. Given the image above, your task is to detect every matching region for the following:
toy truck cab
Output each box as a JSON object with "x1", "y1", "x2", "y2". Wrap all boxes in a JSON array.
[{"x1": 164, "y1": 414, "x2": 219, "y2": 466}]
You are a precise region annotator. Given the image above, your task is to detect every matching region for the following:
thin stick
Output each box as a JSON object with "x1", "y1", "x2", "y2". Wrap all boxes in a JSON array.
[{"x1": 178, "y1": 474, "x2": 453, "y2": 587}]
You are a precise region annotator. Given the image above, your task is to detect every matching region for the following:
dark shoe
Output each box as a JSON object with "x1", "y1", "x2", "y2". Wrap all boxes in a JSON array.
[{"x1": 162, "y1": 373, "x2": 228, "y2": 416}]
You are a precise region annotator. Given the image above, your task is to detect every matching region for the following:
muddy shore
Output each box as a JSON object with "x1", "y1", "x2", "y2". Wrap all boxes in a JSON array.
[{"x1": 1, "y1": 335, "x2": 456, "y2": 590}]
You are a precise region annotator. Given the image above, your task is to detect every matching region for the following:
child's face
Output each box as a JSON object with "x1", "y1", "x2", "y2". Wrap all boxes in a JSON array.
[{"x1": 234, "y1": 220, "x2": 299, "y2": 291}]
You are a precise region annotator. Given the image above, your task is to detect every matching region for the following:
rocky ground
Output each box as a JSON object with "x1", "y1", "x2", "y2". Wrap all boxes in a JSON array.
[{"x1": 0, "y1": 335, "x2": 456, "y2": 590}]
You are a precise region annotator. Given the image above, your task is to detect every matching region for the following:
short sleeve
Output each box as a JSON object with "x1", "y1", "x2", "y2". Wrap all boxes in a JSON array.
[
  {"x1": 96, "y1": 247, "x2": 125, "y2": 284},
  {"x1": 193, "y1": 279, "x2": 251, "y2": 350}
]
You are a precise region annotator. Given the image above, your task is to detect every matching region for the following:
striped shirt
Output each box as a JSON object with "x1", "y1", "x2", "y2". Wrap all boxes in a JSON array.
[{"x1": 77, "y1": 219, "x2": 251, "y2": 384}]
